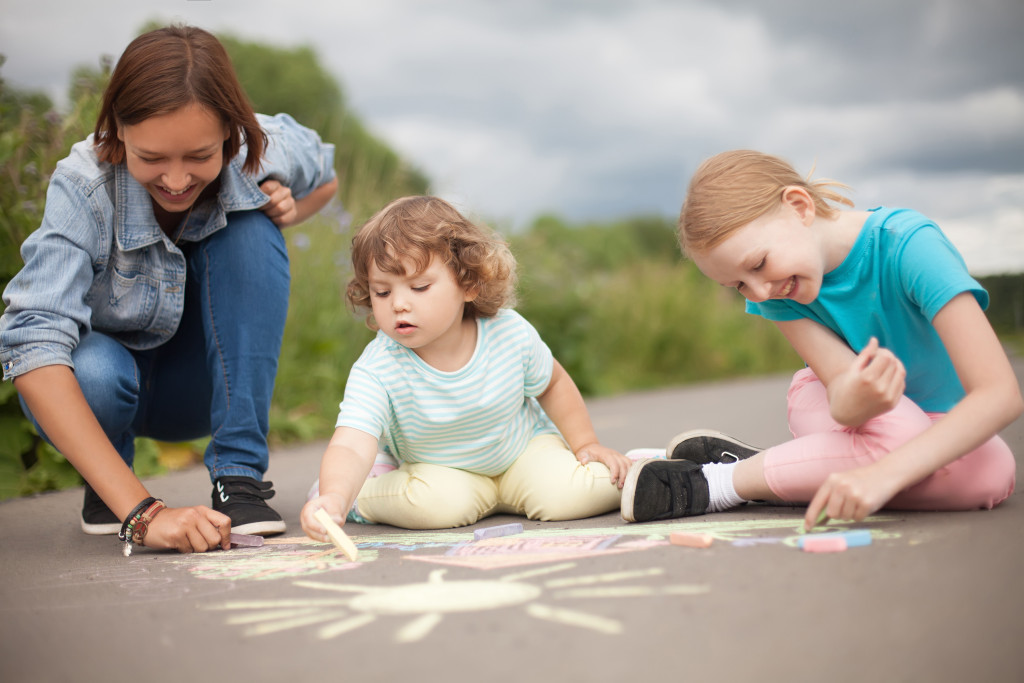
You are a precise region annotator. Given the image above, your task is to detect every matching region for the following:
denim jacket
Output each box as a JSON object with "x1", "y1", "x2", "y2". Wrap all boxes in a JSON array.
[{"x1": 1, "y1": 113, "x2": 335, "y2": 380}]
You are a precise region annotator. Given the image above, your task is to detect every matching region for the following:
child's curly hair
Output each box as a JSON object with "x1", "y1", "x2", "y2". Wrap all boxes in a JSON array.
[{"x1": 347, "y1": 196, "x2": 518, "y2": 328}]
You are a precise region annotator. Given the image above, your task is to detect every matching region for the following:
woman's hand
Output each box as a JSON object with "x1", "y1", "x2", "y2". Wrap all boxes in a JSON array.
[
  {"x1": 301, "y1": 494, "x2": 350, "y2": 543},
  {"x1": 142, "y1": 505, "x2": 231, "y2": 553},
  {"x1": 259, "y1": 179, "x2": 298, "y2": 227},
  {"x1": 576, "y1": 442, "x2": 632, "y2": 489}
]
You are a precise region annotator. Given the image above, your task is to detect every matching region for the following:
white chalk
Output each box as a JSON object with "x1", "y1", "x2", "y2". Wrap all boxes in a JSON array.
[
  {"x1": 314, "y1": 508, "x2": 359, "y2": 561},
  {"x1": 474, "y1": 522, "x2": 524, "y2": 540}
]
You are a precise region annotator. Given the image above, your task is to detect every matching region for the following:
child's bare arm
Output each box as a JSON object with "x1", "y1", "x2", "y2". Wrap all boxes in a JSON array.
[
  {"x1": 776, "y1": 318, "x2": 906, "y2": 427},
  {"x1": 301, "y1": 426, "x2": 379, "y2": 540},
  {"x1": 537, "y1": 360, "x2": 631, "y2": 487}
]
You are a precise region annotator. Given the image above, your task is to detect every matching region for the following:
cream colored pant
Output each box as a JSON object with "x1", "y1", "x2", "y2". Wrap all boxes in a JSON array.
[{"x1": 355, "y1": 434, "x2": 622, "y2": 529}]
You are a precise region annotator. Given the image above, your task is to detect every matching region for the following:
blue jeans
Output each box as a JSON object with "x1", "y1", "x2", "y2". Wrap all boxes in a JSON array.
[{"x1": 21, "y1": 211, "x2": 290, "y2": 481}]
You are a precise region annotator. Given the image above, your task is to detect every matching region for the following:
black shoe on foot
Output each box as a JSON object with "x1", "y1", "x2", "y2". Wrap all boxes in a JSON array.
[
  {"x1": 666, "y1": 429, "x2": 761, "y2": 464},
  {"x1": 620, "y1": 458, "x2": 710, "y2": 523},
  {"x1": 81, "y1": 483, "x2": 121, "y2": 535},
  {"x1": 212, "y1": 476, "x2": 286, "y2": 536}
]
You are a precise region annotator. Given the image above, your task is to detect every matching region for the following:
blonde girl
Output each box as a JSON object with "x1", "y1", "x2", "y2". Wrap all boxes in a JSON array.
[{"x1": 621, "y1": 150, "x2": 1020, "y2": 530}]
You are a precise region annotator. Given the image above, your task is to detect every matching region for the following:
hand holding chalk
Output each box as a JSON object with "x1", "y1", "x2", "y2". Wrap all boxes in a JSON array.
[{"x1": 314, "y1": 507, "x2": 359, "y2": 561}]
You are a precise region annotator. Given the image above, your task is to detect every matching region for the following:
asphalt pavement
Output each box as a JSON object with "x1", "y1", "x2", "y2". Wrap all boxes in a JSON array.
[{"x1": 2, "y1": 362, "x2": 1022, "y2": 683}]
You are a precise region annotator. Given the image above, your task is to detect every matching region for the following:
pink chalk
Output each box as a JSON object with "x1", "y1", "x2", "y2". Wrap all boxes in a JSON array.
[
  {"x1": 670, "y1": 532, "x2": 714, "y2": 548},
  {"x1": 801, "y1": 536, "x2": 848, "y2": 553},
  {"x1": 229, "y1": 533, "x2": 264, "y2": 548}
]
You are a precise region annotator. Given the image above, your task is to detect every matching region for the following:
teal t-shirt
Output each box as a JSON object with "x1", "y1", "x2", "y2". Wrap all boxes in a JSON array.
[{"x1": 747, "y1": 207, "x2": 987, "y2": 413}]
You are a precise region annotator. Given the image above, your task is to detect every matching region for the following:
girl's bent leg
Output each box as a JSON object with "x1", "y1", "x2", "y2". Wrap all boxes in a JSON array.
[
  {"x1": 356, "y1": 463, "x2": 499, "y2": 529},
  {"x1": 887, "y1": 428, "x2": 1015, "y2": 510},
  {"x1": 760, "y1": 369, "x2": 933, "y2": 503},
  {"x1": 759, "y1": 369, "x2": 1013, "y2": 510},
  {"x1": 188, "y1": 211, "x2": 289, "y2": 480},
  {"x1": 497, "y1": 434, "x2": 621, "y2": 521}
]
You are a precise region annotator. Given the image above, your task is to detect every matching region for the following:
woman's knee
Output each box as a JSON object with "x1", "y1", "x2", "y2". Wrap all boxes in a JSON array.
[{"x1": 69, "y1": 333, "x2": 140, "y2": 431}]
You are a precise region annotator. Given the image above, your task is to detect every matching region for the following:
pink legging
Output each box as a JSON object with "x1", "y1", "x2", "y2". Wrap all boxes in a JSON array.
[{"x1": 763, "y1": 368, "x2": 1016, "y2": 510}]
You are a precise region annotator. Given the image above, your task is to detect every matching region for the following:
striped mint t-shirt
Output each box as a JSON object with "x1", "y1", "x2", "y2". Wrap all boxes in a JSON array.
[{"x1": 335, "y1": 308, "x2": 560, "y2": 476}]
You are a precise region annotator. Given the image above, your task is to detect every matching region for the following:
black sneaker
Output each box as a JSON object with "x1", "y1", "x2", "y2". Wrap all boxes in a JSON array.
[
  {"x1": 621, "y1": 458, "x2": 711, "y2": 523},
  {"x1": 81, "y1": 483, "x2": 121, "y2": 535},
  {"x1": 212, "y1": 476, "x2": 286, "y2": 536},
  {"x1": 666, "y1": 429, "x2": 761, "y2": 464}
]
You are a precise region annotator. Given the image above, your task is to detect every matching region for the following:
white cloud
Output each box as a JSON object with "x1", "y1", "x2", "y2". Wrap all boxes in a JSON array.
[{"x1": 1, "y1": 0, "x2": 1022, "y2": 270}]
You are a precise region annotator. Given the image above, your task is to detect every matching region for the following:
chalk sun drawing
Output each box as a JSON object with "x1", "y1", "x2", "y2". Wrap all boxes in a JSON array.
[{"x1": 203, "y1": 564, "x2": 710, "y2": 641}]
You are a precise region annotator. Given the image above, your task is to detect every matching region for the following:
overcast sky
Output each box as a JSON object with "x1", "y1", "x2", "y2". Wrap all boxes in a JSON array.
[{"x1": 3, "y1": 0, "x2": 1023, "y2": 274}]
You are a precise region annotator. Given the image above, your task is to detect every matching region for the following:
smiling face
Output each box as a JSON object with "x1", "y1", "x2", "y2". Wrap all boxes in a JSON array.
[
  {"x1": 368, "y1": 253, "x2": 477, "y2": 368},
  {"x1": 117, "y1": 102, "x2": 228, "y2": 219},
  {"x1": 690, "y1": 191, "x2": 827, "y2": 305}
]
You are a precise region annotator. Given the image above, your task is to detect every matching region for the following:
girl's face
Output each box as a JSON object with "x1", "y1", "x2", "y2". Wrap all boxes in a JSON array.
[
  {"x1": 691, "y1": 191, "x2": 826, "y2": 305},
  {"x1": 117, "y1": 102, "x2": 229, "y2": 217},
  {"x1": 368, "y1": 253, "x2": 476, "y2": 365}
]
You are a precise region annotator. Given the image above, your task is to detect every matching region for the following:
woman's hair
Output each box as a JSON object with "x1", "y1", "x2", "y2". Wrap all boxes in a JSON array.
[
  {"x1": 94, "y1": 25, "x2": 266, "y2": 174},
  {"x1": 347, "y1": 196, "x2": 518, "y2": 326},
  {"x1": 679, "y1": 150, "x2": 854, "y2": 255}
]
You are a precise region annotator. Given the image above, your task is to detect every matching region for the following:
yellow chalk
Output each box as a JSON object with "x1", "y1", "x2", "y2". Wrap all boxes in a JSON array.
[{"x1": 314, "y1": 508, "x2": 359, "y2": 561}]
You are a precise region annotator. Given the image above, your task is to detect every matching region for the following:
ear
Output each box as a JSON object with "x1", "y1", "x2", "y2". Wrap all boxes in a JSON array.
[
  {"x1": 781, "y1": 186, "x2": 816, "y2": 225},
  {"x1": 463, "y1": 285, "x2": 479, "y2": 303}
]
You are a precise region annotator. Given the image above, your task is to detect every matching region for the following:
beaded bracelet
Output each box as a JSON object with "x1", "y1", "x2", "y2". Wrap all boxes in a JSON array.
[
  {"x1": 130, "y1": 500, "x2": 167, "y2": 546},
  {"x1": 119, "y1": 497, "x2": 162, "y2": 557}
]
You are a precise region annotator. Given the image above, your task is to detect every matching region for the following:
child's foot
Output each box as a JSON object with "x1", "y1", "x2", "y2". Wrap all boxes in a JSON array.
[
  {"x1": 620, "y1": 458, "x2": 710, "y2": 523},
  {"x1": 666, "y1": 429, "x2": 761, "y2": 464}
]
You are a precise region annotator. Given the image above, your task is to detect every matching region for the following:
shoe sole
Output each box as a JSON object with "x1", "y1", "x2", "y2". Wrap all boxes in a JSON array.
[
  {"x1": 81, "y1": 519, "x2": 121, "y2": 535},
  {"x1": 231, "y1": 520, "x2": 287, "y2": 536},
  {"x1": 665, "y1": 429, "x2": 761, "y2": 463},
  {"x1": 620, "y1": 458, "x2": 657, "y2": 523}
]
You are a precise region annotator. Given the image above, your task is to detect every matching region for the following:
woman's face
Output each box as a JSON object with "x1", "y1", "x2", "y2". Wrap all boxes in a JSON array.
[{"x1": 117, "y1": 102, "x2": 228, "y2": 216}]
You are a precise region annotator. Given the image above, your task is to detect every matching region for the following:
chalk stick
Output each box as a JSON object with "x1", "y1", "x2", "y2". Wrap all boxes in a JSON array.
[
  {"x1": 669, "y1": 532, "x2": 714, "y2": 548},
  {"x1": 474, "y1": 522, "x2": 524, "y2": 540},
  {"x1": 801, "y1": 508, "x2": 830, "y2": 533},
  {"x1": 229, "y1": 532, "x2": 264, "y2": 547},
  {"x1": 798, "y1": 529, "x2": 872, "y2": 550},
  {"x1": 624, "y1": 447, "x2": 667, "y2": 461},
  {"x1": 800, "y1": 536, "x2": 847, "y2": 553},
  {"x1": 314, "y1": 508, "x2": 359, "y2": 561}
]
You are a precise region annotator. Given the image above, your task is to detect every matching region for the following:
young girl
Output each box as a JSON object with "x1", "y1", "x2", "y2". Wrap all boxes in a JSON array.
[
  {"x1": 0, "y1": 25, "x2": 338, "y2": 553},
  {"x1": 301, "y1": 195, "x2": 629, "y2": 537},
  {"x1": 621, "y1": 150, "x2": 1021, "y2": 530}
]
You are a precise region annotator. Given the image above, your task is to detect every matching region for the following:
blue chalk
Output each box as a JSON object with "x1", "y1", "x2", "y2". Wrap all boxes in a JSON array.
[
  {"x1": 797, "y1": 529, "x2": 872, "y2": 549},
  {"x1": 474, "y1": 522, "x2": 524, "y2": 540}
]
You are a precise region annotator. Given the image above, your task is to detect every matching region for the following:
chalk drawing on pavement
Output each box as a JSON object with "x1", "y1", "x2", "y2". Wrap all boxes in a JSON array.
[
  {"x1": 202, "y1": 564, "x2": 710, "y2": 641},
  {"x1": 170, "y1": 514, "x2": 902, "y2": 582}
]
